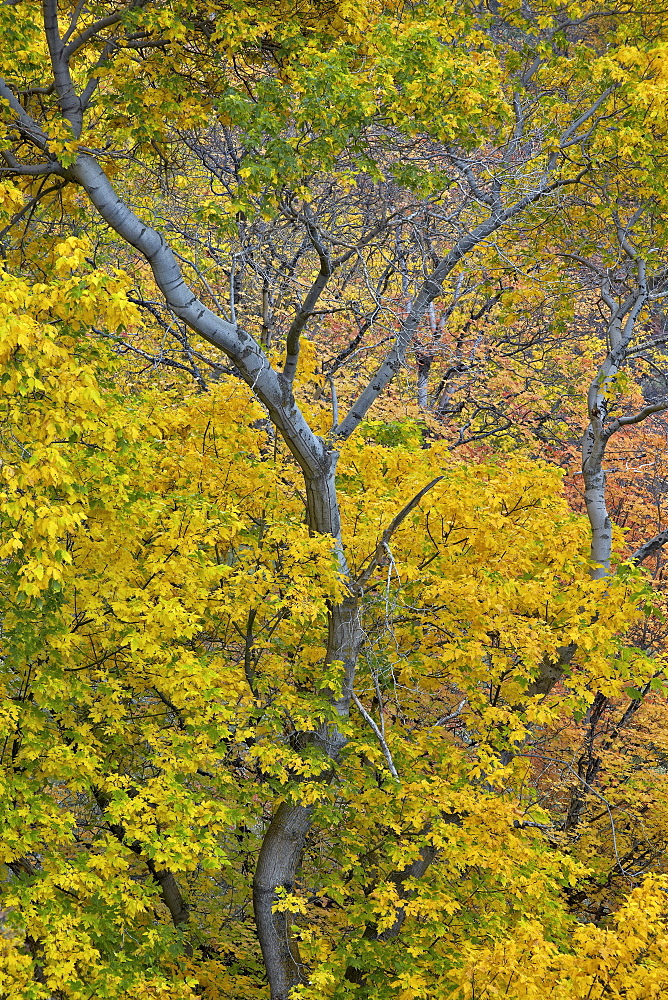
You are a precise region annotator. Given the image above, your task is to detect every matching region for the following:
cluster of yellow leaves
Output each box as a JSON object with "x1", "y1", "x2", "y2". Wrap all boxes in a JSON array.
[
  {"x1": 0, "y1": 254, "x2": 140, "y2": 596},
  {"x1": 4, "y1": 1, "x2": 668, "y2": 996},
  {"x1": 1, "y1": 268, "x2": 662, "y2": 995},
  {"x1": 455, "y1": 878, "x2": 668, "y2": 999},
  {"x1": 0, "y1": 265, "x2": 351, "y2": 995}
]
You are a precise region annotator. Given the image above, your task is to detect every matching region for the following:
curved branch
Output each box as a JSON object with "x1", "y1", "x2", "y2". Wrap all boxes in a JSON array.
[
  {"x1": 64, "y1": 11, "x2": 126, "y2": 59},
  {"x1": 283, "y1": 208, "x2": 332, "y2": 383},
  {"x1": 0, "y1": 79, "x2": 51, "y2": 152},
  {"x1": 613, "y1": 400, "x2": 668, "y2": 430},
  {"x1": 70, "y1": 154, "x2": 328, "y2": 480},
  {"x1": 356, "y1": 476, "x2": 444, "y2": 588},
  {"x1": 631, "y1": 528, "x2": 668, "y2": 565}
]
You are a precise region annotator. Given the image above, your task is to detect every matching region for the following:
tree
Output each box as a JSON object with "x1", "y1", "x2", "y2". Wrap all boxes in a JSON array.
[{"x1": 3, "y1": 1, "x2": 668, "y2": 998}]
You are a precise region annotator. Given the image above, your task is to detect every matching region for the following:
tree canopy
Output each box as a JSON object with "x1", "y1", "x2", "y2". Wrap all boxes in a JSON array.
[{"x1": 4, "y1": 2, "x2": 668, "y2": 999}]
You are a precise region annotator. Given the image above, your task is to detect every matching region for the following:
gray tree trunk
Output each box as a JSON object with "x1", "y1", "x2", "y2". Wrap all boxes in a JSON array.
[{"x1": 582, "y1": 277, "x2": 648, "y2": 579}]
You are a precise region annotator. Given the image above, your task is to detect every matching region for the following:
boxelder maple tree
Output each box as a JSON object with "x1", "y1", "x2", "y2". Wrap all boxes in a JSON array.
[{"x1": 3, "y1": 1, "x2": 668, "y2": 999}]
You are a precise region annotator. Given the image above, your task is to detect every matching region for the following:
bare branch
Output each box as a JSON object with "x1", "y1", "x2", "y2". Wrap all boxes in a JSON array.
[
  {"x1": 558, "y1": 87, "x2": 616, "y2": 147},
  {"x1": 71, "y1": 153, "x2": 329, "y2": 482},
  {"x1": 283, "y1": 206, "x2": 332, "y2": 383},
  {"x1": 173, "y1": 248, "x2": 226, "y2": 316},
  {"x1": 0, "y1": 179, "x2": 66, "y2": 245},
  {"x1": 449, "y1": 152, "x2": 495, "y2": 207},
  {"x1": 352, "y1": 693, "x2": 399, "y2": 779},
  {"x1": 334, "y1": 169, "x2": 588, "y2": 441},
  {"x1": 0, "y1": 78, "x2": 51, "y2": 152},
  {"x1": 356, "y1": 477, "x2": 444, "y2": 588},
  {"x1": 61, "y1": 0, "x2": 88, "y2": 44},
  {"x1": 64, "y1": 10, "x2": 129, "y2": 59},
  {"x1": 611, "y1": 400, "x2": 668, "y2": 431},
  {"x1": 631, "y1": 528, "x2": 668, "y2": 565}
]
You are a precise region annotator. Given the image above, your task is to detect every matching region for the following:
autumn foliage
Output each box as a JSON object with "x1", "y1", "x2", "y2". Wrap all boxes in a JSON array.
[{"x1": 3, "y1": 1, "x2": 668, "y2": 999}]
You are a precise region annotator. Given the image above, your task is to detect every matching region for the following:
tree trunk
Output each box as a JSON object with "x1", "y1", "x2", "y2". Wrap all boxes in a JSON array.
[
  {"x1": 582, "y1": 420, "x2": 612, "y2": 580},
  {"x1": 581, "y1": 313, "x2": 624, "y2": 581},
  {"x1": 253, "y1": 457, "x2": 363, "y2": 999},
  {"x1": 416, "y1": 351, "x2": 431, "y2": 408},
  {"x1": 253, "y1": 803, "x2": 315, "y2": 999}
]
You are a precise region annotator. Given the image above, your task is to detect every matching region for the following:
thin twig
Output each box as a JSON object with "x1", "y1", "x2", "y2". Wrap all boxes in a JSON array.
[{"x1": 352, "y1": 692, "x2": 399, "y2": 780}]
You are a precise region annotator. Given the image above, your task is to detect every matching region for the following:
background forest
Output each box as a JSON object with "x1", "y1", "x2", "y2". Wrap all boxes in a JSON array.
[{"x1": 3, "y1": 1, "x2": 668, "y2": 998}]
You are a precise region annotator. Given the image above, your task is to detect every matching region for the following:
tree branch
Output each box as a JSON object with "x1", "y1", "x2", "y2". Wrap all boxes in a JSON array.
[
  {"x1": 614, "y1": 401, "x2": 668, "y2": 428},
  {"x1": 43, "y1": 0, "x2": 83, "y2": 134},
  {"x1": 631, "y1": 528, "x2": 668, "y2": 565},
  {"x1": 283, "y1": 207, "x2": 332, "y2": 383},
  {"x1": 0, "y1": 178, "x2": 66, "y2": 244},
  {"x1": 64, "y1": 11, "x2": 126, "y2": 59},
  {"x1": 352, "y1": 692, "x2": 399, "y2": 779},
  {"x1": 333, "y1": 169, "x2": 588, "y2": 441},
  {"x1": 0, "y1": 79, "x2": 52, "y2": 153},
  {"x1": 356, "y1": 476, "x2": 444, "y2": 589},
  {"x1": 70, "y1": 153, "x2": 329, "y2": 481}
]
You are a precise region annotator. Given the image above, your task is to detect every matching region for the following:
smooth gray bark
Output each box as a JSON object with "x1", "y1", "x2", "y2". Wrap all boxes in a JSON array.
[
  {"x1": 582, "y1": 272, "x2": 649, "y2": 578},
  {"x1": 72, "y1": 154, "x2": 331, "y2": 483},
  {"x1": 253, "y1": 803, "x2": 315, "y2": 999},
  {"x1": 632, "y1": 527, "x2": 668, "y2": 565}
]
